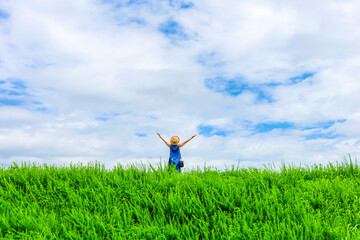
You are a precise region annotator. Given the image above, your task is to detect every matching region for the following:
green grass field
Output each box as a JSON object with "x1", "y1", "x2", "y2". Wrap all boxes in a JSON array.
[{"x1": 0, "y1": 157, "x2": 359, "y2": 239}]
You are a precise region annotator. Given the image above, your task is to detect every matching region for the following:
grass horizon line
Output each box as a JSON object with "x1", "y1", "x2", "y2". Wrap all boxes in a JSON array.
[{"x1": 1, "y1": 154, "x2": 358, "y2": 174}]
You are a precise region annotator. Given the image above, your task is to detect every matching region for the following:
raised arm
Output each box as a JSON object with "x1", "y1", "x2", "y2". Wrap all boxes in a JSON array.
[
  {"x1": 157, "y1": 132, "x2": 170, "y2": 147},
  {"x1": 179, "y1": 134, "x2": 196, "y2": 148}
]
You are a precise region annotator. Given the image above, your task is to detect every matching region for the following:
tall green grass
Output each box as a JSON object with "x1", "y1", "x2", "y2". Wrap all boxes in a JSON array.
[{"x1": 0, "y1": 157, "x2": 359, "y2": 239}]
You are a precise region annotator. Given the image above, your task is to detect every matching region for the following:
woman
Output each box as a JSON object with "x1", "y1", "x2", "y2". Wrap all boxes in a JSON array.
[{"x1": 157, "y1": 132, "x2": 196, "y2": 173}]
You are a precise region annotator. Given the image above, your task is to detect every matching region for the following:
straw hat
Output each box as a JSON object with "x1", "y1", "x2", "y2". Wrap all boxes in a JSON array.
[{"x1": 170, "y1": 136, "x2": 180, "y2": 145}]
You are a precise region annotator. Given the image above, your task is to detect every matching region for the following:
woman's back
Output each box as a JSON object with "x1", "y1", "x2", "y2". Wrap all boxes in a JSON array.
[{"x1": 170, "y1": 144, "x2": 181, "y2": 166}]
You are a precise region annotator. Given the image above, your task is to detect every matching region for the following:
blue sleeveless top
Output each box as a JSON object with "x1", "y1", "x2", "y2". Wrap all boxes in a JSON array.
[{"x1": 170, "y1": 144, "x2": 182, "y2": 172}]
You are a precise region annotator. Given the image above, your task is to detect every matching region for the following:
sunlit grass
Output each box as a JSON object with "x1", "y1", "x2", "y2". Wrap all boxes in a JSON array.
[{"x1": 0, "y1": 157, "x2": 359, "y2": 239}]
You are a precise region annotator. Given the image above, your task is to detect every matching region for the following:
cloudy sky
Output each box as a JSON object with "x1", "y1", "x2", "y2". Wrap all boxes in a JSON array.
[{"x1": 0, "y1": 0, "x2": 360, "y2": 171}]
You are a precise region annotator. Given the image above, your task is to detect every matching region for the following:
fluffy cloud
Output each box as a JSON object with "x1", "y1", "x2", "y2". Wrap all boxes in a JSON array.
[{"x1": 0, "y1": 0, "x2": 359, "y2": 171}]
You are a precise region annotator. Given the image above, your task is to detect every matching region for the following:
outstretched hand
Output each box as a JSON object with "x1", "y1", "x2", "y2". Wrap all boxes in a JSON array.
[
  {"x1": 179, "y1": 134, "x2": 196, "y2": 148},
  {"x1": 157, "y1": 132, "x2": 170, "y2": 147}
]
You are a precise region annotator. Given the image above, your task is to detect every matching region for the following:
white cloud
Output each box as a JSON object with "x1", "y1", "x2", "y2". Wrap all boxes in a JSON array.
[{"x1": 0, "y1": 0, "x2": 359, "y2": 171}]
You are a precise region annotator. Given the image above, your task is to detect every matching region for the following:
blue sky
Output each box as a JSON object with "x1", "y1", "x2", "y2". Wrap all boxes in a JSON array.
[{"x1": 0, "y1": 0, "x2": 360, "y2": 171}]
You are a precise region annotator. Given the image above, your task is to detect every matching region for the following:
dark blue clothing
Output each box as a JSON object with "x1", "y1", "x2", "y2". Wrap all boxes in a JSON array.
[{"x1": 169, "y1": 144, "x2": 182, "y2": 173}]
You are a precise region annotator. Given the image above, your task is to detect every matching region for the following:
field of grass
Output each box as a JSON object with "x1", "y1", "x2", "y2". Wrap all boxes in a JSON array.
[{"x1": 0, "y1": 157, "x2": 359, "y2": 239}]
